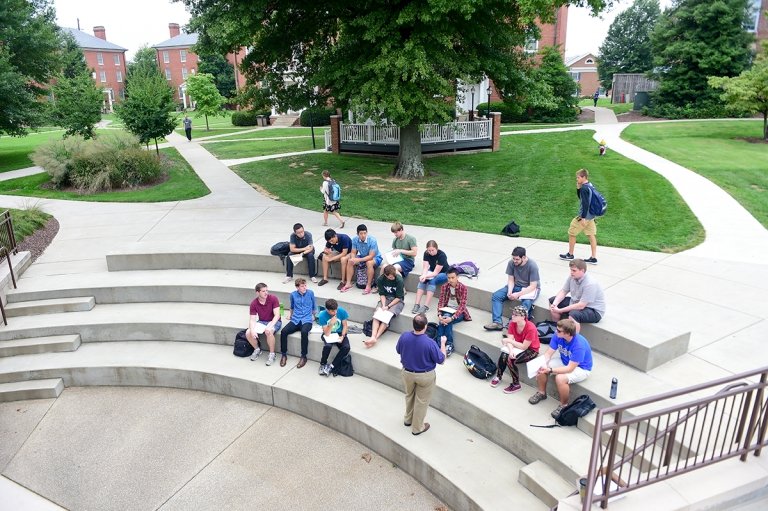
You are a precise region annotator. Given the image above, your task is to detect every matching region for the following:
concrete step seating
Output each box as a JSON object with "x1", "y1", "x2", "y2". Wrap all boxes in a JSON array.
[
  {"x1": 0, "y1": 377, "x2": 63, "y2": 402},
  {"x1": 0, "y1": 334, "x2": 81, "y2": 357},
  {"x1": 3, "y1": 296, "x2": 95, "y2": 317}
]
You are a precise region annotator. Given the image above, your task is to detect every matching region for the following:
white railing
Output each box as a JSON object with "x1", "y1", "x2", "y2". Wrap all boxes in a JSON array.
[
  {"x1": 324, "y1": 129, "x2": 331, "y2": 149},
  {"x1": 340, "y1": 120, "x2": 490, "y2": 145}
]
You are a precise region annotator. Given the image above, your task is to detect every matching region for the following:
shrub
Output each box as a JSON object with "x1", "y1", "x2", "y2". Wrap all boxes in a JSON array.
[
  {"x1": 231, "y1": 110, "x2": 270, "y2": 126},
  {"x1": 31, "y1": 136, "x2": 84, "y2": 187},
  {"x1": 474, "y1": 102, "x2": 527, "y2": 123},
  {"x1": 300, "y1": 107, "x2": 336, "y2": 127}
]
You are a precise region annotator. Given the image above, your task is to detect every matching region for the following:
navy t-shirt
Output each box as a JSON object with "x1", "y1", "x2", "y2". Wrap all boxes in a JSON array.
[{"x1": 326, "y1": 233, "x2": 352, "y2": 253}]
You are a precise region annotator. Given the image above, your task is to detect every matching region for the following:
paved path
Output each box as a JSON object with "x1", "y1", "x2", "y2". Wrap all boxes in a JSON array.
[{"x1": 0, "y1": 166, "x2": 46, "y2": 182}]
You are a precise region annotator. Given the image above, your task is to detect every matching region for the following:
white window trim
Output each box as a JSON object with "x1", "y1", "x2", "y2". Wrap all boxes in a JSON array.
[
  {"x1": 165, "y1": 68, "x2": 172, "y2": 80},
  {"x1": 163, "y1": 51, "x2": 170, "y2": 64},
  {"x1": 116, "y1": 71, "x2": 122, "y2": 83},
  {"x1": 180, "y1": 49, "x2": 187, "y2": 63},
  {"x1": 99, "y1": 71, "x2": 106, "y2": 83},
  {"x1": 97, "y1": 52, "x2": 104, "y2": 66}
]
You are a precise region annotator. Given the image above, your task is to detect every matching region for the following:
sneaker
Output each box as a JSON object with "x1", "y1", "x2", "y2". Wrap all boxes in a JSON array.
[
  {"x1": 490, "y1": 376, "x2": 501, "y2": 388},
  {"x1": 249, "y1": 347, "x2": 262, "y2": 361},
  {"x1": 528, "y1": 391, "x2": 547, "y2": 405},
  {"x1": 310, "y1": 276, "x2": 318, "y2": 283},
  {"x1": 551, "y1": 405, "x2": 564, "y2": 419},
  {"x1": 446, "y1": 344, "x2": 454, "y2": 357},
  {"x1": 282, "y1": 276, "x2": 292, "y2": 284},
  {"x1": 559, "y1": 252, "x2": 574, "y2": 260},
  {"x1": 318, "y1": 279, "x2": 329, "y2": 286},
  {"x1": 319, "y1": 363, "x2": 332, "y2": 376},
  {"x1": 266, "y1": 352, "x2": 276, "y2": 366},
  {"x1": 483, "y1": 322, "x2": 503, "y2": 331},
  {"x1": 503, "y1": 383, "x2": 522, "y2": 394},
  {"x1": 411, "y1": 304, "x2": 420, "y2": 314},
  {"x1": 318, "y1": 364, "x2": 327, "y2": 376},
  {"x1": 584, "y1": 257, "x2": 598, "y2": 265},
  {"x1": 418, "y1": 305, "x2": 430, "y2": 314}
]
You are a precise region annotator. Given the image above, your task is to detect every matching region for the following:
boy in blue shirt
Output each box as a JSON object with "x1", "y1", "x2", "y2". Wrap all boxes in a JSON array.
[
  {"x1": 279, "y1": 278, "x2": 316, "y2": 368},
  {"x1": 317, "y1": 299, "x2": 351, "y2": 376}
]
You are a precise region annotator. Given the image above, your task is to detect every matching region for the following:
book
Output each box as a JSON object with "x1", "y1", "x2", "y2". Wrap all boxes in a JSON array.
[
  {"x1": 383, "y1": 250, "x2": 404, "y2": 265},
  {"x1": 373, "y1": 308, "x2": 394, "y2": 323},
  {"x1": 519, "y1": 289, "x2": 539, "y2": 300},
  {"x1": 251, "y1": 322, "x2": 266, "y2": 334},
  {"x1": 323, "y1": 333, "x2": 341, "y2": 344},
  {"x1": 438, "y1": 306, "x2": 457, "y2": 315},
  {"x1": 526, "y1": 356, "x2": 547, "y2": 379},
  {"x1": 288, "y1": 254, "x2": 304, "y2": 265}
]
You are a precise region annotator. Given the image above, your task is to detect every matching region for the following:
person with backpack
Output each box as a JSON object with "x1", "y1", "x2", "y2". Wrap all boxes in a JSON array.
[
  {"x1": 396, "y1": 313, "x2": 447, "y2": 436},
  {"x1": 549, "y1": 258, "x2": 605, "y2": 332},
  {"x1": 364, "y1": 265, "x2": 405, "y2": 348},
  {"x1": 490, "y1": 305, "x2": 540, "y2": 394},
  {"x1": 435, "y1": 267, "x2": 472, "y2": 357},
  {"x1": 320, "y1": 170, "x2": 345, "y2": 229},
  {"x1": 341, "y1": 224, "x2": 379, "y2": 294},
  {"x1": 559, "y1": 168, "x2": 601, "y2": 265},
  {"x1": 484, "y1": 246, "x2": 540, "y2": 331},
  {"x1": 317, "y1": 299, "x2": 351, "y2": 376},
  {"x1": 529, "y1": 318, "x2": 593, "y2": 419},
  {"x1": 411, "y1": 240, "x2": 449, "y2": 315}
]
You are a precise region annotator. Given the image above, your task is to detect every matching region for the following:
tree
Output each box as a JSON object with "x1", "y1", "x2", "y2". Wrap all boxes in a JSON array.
[
  {"x1": 198, "y1": 53, "x2": 237, "y2": 99},
  {"x1": 597, "y1": 0, "x2": 660, "y2": 90},
  {"x1": 649, "y1": 0, "x2": 754, "y2": 118},
  {"x1": 530, "y1": 46, "x2": 579, "y2": 122},
  {"x1": 0, "y1": 0, "x2": 62, "y2": 136},
  {"x1": 182, "y1": 0, "x2": 609, "y2": 179},
  {"x1": 116, "y1": 69, "x2": 177, "y2": 154},
  {"x1": 127, "y1": 45, "x2": 160, "y2": 78},
  {"x1": 184, "y1": 72, "x2": 226, "y2": 130},
  {"x1": 709, "y1": 46, "x2": 768, "y2": 140}
]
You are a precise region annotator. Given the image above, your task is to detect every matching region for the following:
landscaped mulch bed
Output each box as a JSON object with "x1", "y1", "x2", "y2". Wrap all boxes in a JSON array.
[{"x1": 17, "y1": 217, "x2": 59, "y2": 263}]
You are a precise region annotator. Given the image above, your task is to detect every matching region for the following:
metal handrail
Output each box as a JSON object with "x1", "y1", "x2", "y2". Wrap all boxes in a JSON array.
[{"x1": 584, "y1": 366, "x2": 768, "y2": 509}]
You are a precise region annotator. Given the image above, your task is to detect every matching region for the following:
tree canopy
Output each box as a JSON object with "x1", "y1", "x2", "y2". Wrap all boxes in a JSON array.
[
  {"x1": 197, "y1": 53, "x2": 237, "y2": 99},
  {"x1": 649, "y1": 0, "x2": 754, "y2": 118},
  {"x1": 597, "y1": 0, "x2": 660, "y2": 90},
  {"x1": 0, "y1": 0, "x2": 62, "y2": 136},
  {"x1": 127, "y1": 45, "x2": 161, "y2": 78},
  {"x1": 185, "y1": 72, "x2": 226, "y2": 130},
  {"x1": 181, "y1": 0, "x2": 610, "y2": 178},
  {"x1": 116, "y1": 69, "x2": 177, "y2": 154}
]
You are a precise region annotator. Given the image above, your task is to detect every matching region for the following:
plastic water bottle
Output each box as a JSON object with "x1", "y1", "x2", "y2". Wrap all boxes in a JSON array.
[
  {"x1": 610, "y1": 377, "x2": 618, "y2": 399},
  {"x1": 279, "y1": 303, "x2": 284, "y2": 318}
]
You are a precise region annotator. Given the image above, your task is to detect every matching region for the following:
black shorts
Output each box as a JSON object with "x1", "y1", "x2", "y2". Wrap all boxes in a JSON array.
[{"x1": 548, "y1": 296, "x2": 602, "y2": 323}]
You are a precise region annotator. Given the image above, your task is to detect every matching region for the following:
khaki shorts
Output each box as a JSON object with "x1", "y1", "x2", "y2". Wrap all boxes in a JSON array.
[
  {"x1": 568, "y1": 217, "x2": 597, "y2": 237},
  {"x1": 548, "y1": 357, "x2": 591, "y2": 384}
]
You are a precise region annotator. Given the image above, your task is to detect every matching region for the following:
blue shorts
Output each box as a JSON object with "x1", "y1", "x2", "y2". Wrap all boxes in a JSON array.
[
  {"x1": 258, "y1": 319, "x2": 282, "y2": 333},
  {"x1": 374, "y1": 256, "x2": 415, "y2": 277}
]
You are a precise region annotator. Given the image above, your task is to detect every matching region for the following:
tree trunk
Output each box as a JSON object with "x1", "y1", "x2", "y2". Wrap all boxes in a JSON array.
[
  {"x1": 205, "y1": 114, "x2": 210, "y2": 131},
  {"x1": 763, "y1": 111, "x2": 767, "y2": 141},
  {"x1": 394, "y1": 123, "x2": 425, "y2": 179},
  {"x1": 154, "y1": 138, "x2": 160, "y2": 156}
]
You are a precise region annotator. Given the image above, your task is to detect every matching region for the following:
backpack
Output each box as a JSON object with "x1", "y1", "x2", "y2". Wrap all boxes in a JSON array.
[
  {"x1": 363, "y1": 319, "x2": 373, "y2": 337},
  {"x1": 451, "y1": 261, "x2": 480, "y2": 279},
  {"x1": 233, "y1": 329, "x2": 255, "y2": 357},
  {"x1": 463, "y1": 345, "x2": 497, "y2": 380},
  {"x1": 270, "y1": 241, "x2": 290, "y2": 258},
  {"x1": 425, "y1": 322, "x2": 439, "y2": 342},
  {"x1": 355, "y1": 262, "x2": 368, "y2": 289},
  {"x1": 328, "y1": 179, "x2": 342, "y2": 202},
  {"x1": 536, "y1": 321, "x2": 558, "y2": 344},
  {"x1": 585, "y1": 183, "x2": 607, "y2": 217},
  {"x1": 332, "y1": 353, "x2": 354, "y2": 377},
  {"x1": 555, "y1": 394, "x2": 596, "y2": 426},
  {"x1": 501, "y1": 220, "x2": 520, "y2": 237}
]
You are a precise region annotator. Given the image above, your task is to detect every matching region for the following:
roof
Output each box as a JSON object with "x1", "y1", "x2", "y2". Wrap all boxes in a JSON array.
[
  {"x1": 61, "y1": 27, "x2": 127, "y2": 52},
  {"x1": 153, "y1": 32, "x2": 199, "y2": 49},
  {"x1": 565, "y1": 53, "x2": 597, "y2": 67}
]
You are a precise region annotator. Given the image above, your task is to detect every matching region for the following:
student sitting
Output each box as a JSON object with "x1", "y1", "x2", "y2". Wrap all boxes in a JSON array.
[
  {"x1": 411, "y1": 240, "x2": 448, "y2": 315},
  {"x1": 364, "y1": 265, "x2": 405, "y2": 348},
  {"x1": 317, "y1": 299, "x2": 351, "y2": 376}
]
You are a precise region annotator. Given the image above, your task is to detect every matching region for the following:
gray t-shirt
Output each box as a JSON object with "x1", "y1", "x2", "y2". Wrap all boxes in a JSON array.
[
  {"x1": 505, "y1": 258, "x2": 541, "y2": 290},
  {"x1": 392, "y1": 234, "x2": 417, "y2": 262},
  {"x1": 290, "y1": 231, "x2": 313, "y2": 250},
  {"x1": 562, "y1": 272, "x2": 606, "y2": 316}
]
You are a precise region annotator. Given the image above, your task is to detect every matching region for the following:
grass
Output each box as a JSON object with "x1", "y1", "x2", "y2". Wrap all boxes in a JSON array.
[
  {"x1": 579, "y1": 97, "x2": 634, "y2": 115},
  {"x1": 6, "y1": 206, "x2": 52, "y2": 242},
  {"x1": 205, "y1": 138, "x2": 320, "y2": 160},
  {"x1": 203, "y1": 127, "x2": 318, "y2": 140},
  {"x1": 622, "y1": 120, "x2": 768, "y2": 228},
  {"x1": 501, "y1": 124, "x2": 581, "y2": 132},
  {"x1": 0, "y1": 147, "x2": 209, "y2": 202},
  {"x1": 232, "y1": 130, "x2": 704, "y2": 252},
  {"x1": 0, "y1": 130, "x2": 65, "y2": 173}
]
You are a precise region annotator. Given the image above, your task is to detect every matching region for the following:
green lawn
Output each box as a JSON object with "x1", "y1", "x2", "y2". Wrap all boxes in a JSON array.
[
  {"x1": 579, "y1": 97, "x2": 634, "y2": 115},
  {"x1": 622, "y1": 120, "x2": 768, "y2": 228},
  {"x1": 232, "y1": 130, "x2": 703, "y2": 252},
  {"x1": 204, "y1": 127, "x2": 318, "y2": 141},
  {"x1": 0, "y1": 130, "x2": 65, "y2": 173},
  {"x1": 501, "y1": 124, "x2": 581, "y2": 132},
  {"x1": 0, "y1": 147, "x2": 209, "y2": 202},
  {"x1": 205, "y1": 137, "x2": 320, "y2": 160}
]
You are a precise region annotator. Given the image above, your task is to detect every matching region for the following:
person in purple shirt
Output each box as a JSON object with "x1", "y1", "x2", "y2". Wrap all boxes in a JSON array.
[
  {"x1": 279, "y1": 278, "x2": 316, "y2": 368},
  {"x1": 395, "y1": 313, "x2": 447, "y2": 436}
]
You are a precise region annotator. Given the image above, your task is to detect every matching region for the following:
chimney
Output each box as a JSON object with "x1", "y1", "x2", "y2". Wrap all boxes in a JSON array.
[
  {"x1": 93, "y1": 26, "x2": 106, "y2": 40},
  {"x1": 169, "y1": 23, "x2": 180, "y2": 38}
]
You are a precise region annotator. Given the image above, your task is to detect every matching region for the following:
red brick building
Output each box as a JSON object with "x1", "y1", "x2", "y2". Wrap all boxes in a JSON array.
[
  {"x1": 62, "y1": 26, "x2": 128, "y2": 112},
  {"x1": 566, "y1": 53, "x2": 600, "y2": 98}
]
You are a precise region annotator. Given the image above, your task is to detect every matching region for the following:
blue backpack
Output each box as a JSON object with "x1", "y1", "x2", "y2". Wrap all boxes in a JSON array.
[
  {"x1": 329, "y1": 179, "x2": 342, "y2": 202},
  {"x1": 586, "y1": 183, "x2": 607, "y2": 217}
]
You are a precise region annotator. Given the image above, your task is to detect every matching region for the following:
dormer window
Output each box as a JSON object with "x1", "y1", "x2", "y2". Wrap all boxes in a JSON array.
[{"x1": 585, "y1": 58, "x2": 594, "y2": 64}]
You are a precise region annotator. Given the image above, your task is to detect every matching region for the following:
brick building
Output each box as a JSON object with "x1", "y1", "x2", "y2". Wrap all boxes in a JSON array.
[
  {"x1": 62, "y1": 26, "x2": 128, "y2": 112},
  {"x1": 566, "y1": 53, "x2": 600, "y2": 98}
]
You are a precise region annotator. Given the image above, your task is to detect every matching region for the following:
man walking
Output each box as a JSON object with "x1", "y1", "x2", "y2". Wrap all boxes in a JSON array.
[
  {"x1": 183, "y1": 115, "x2": 192, "y2": 141},
  {"x1": 484, "y1": 246, "x2": 540, "y2": 331},
  {"x1": 395, "y1": 314, "x2": 447, "y2": 436},
  {"x1": 560, "y1": 168, "x2": 599, "y2": 264}
]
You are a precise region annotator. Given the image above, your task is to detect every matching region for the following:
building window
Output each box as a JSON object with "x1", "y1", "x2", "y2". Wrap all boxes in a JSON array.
[
  {"x1": 116, "y1": 71, "x2": 123, "y2": 83},
  {"x1": 585, "y1": 58, "x2": 594, "y2": 64},
  {"x1": 180, "y1": 49, "x2": 187, "y2": 62},
  {"x1": 569, "y1": 72, "x2": 581, "y2": 82},
  {"x1": 113, "y1": 54, "x2": 120, "y2": 65},
  {"x1": 119, "y1": 88, "x2": 125, "y2": 100},
  {"x1": 182, "y1": 67, "x2": 188, "y2": 79},
  {"x1": 165, "y1": 68, "x2": 172, "y2": 80},
  {"x1": 524, "y1": 37, "x2": 539, "y2": 53},
  {"x1": 746, "y1": 0, "x2": 761, "y2": 32},
  {"x1": 100, "y1": 71, "x2": 106, "y2": 83},
  {"x1": 97, "y1": 52, "x2": 104, "y2": 65},
  {"x1": 163, "y1": 50, "x2": 170, "y2": 64}
]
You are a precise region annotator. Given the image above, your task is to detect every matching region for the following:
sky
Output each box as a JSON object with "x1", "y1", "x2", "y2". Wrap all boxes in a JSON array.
[{"x1": 53, "y1": 0, "x2": 672, "y2": 62}]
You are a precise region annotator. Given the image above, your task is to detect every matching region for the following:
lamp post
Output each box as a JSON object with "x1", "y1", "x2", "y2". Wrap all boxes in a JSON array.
[
  {"x1": 486, "y1": 85, "x2": 492, "y2": 119},
  {"x1": 470, "y1": 89, "x2": 475, "y2": 121}
]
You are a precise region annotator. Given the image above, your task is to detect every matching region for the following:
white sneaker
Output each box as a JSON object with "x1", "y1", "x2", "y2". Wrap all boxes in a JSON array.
[
  {"x1": 310, "y1": 276, "x2": 318, "y2": 283},
  {"x1": 282, "y1": 276, "x2": 292, "y2": 284},
  {"x1": 266, "y1": 353, "x2": 276, "y2": 366},
  {"x1": 250, "y1": 347, "x2": 262, "y2": 361}
]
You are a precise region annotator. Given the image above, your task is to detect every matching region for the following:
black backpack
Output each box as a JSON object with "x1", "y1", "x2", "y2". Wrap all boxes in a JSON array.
[
  {"x1": 270, "y1": 241, "x2": 290, "y2": 263},
  {"x1": 555, "y1": 394, "x2": 596, "y2": 426},
  {"x1": 501, "y1": 220, "x2": 520, "y2": 237},
  {"x1": 233, "y1": 329, "x2": 255, "y2": 357},
  {"x1": 463, "y1": 345, "x2": 497, "y2": 379},
  {"x1": 332, "y1": 353, "x2": 354, "y2": 377},
  {"x1": 425, "y1": 322, "x2": 439, "y2": 342},
  {"x1": 363, "y1": 320, "x2": 373, "y2": 337},
  {"x1": 536, "y1": 321, "x2": 557, "y2": 344}
]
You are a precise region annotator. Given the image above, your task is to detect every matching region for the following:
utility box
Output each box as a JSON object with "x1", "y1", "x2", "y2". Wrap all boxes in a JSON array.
[{"x1": 633, "y1": 91, "x2": 651, "y2": 110}]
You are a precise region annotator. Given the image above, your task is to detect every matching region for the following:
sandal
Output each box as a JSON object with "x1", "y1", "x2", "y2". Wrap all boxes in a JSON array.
[
  {"x1": 528, "y1": 392, "x2": 548, "y2": 405},
  {"x1": 362, "y1": 287, "x2": 372, "y2": 295},
  {"x1": 340, "y1": 284, "x2": 352, "y2": 293}
]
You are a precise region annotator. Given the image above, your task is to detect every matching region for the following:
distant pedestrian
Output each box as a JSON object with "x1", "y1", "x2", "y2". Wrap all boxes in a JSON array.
[
  {"x1": 183, "y1": 115, "x2": 192, "y2": 141},
  {"x1": 592, "y1": 91, "x2": 599, "y2": 107},
  {"x1": 320, "y1": 170, "x2": 345, "y2": 229}
]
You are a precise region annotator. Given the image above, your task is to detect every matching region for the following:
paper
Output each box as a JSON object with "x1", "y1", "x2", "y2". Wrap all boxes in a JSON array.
[
  {"x1": 324, "y1": 333, "x2": 341, "y2": 344},
  {"x1": 288, "y1": 254, "x2": 304, "y2": 265},
  {"x1": 438, "y1": 307, "x2": 457, "y2": 315},
  {"x1": 518, "y1": 289, "x2": 538, "y2": 300},
  {"x1": 526, "y1": 356, "x2": 547, "y2": 379},
  {"x1": 251, "y1": 322, "x2": 266, "y2": 334},
  {"x1": 373, "y1": 308, "x2": 394, "y2": 323},
  {"x1": 383, "y1": 250, "x2": 404, "y2": 265},
  {"x1": 310, "y1": 324, "x2": 323, "y2": 335}
]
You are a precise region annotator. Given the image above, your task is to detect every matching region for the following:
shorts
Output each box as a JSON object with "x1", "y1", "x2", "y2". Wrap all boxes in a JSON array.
[
  {"x1": 257, "y1": 319, "x2": 282, "y2": 333},
  {"x1": 376, "y1": 297, "x2": 404, "y2": 324},
  {"x1": 396, "y1": 258, "x2": 415, "y2": 277},
  {"x1": 548, "y1": 296, "x2": 602, "y2": 324},
  {"x1": 548, "y1": 356, "x2": 591, "y2": 384},
  {"x1": 323, "y1": 201, "x2": 341, "y2": 212},
  {"x1": 567, "y1": 217, "x2": 597, "y2": 237}
]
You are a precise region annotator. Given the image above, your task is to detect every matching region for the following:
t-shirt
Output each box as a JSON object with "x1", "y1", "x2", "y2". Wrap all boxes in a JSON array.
[
  {"x1": 505, "y1": 258, "x2": 541, "y2": 290},
  {"x1": 317, "y1": 307, "x2": 349, "y2": 334},
  {"x1": 562, "y1": 272, "x2": 605, "y2": 316},
  {"x1": 377, "y1": 273, "x2": 405, "y2": 299},
  {"x1": 396, "y1": 331, "x2": 445, "y2": 372},
  {"x1": 506, "y1": 319, "x2": 541, "y2": 352},
  {"x1": 290, "y1": 231, "x2": 313, "y2": 250},
  {"x1": 423, "y1": 249, "x2": 448, "y2": 272},
  {"x1": 326, "y1": 233, "x2": 352, "y2": 253},
  {"x1": 392, "y1": 234, "x2": 417, "y2": 262},
  {"x1": 249, "y1": 294, "x2": 280, "y2": 322},
  {"x1": 549, "y1": 333, "x2": 593, "y2": 371},
  {"x1": 352, "y1": 234, "x2": 379, "y2": 258}
]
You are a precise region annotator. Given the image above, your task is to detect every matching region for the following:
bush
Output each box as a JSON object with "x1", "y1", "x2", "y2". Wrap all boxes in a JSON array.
[
  {"x1": 645, "y1": 98, "x2": 741, "y2": 120},
  {"x1": 474, "y1": 102, "x2": 527, "y2": 123},
  {"x1": 232, "y1": 110, "x2": 271, "y2": 126},
  {"x1": 300, "y1": 107, "x2": 336, "y2": 127},
  {"x1": 31, "y1": 136, "x2": 84, "y2": 187}
]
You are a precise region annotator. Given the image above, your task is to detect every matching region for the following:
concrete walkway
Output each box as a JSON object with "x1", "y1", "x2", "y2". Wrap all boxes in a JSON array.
[{"x1": 0, "y1": 166, "x2": 46, "y2": 182}]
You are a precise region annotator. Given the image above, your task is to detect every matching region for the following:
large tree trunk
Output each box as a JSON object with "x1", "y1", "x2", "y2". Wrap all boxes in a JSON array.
[{"x1": 394, "y1": 123, "x2": 425, "y2": 179}]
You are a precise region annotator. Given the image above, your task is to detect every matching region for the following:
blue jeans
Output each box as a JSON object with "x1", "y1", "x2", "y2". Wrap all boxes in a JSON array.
[
  {"x1": 491, "y1": 284, "x2": 536, "y2": 324},
  {"x1": 436, "y1": 312, "x2": 464, "y2": 347},
  {"x1": 417, "y1": 272, "x2": 448, "y2": 293}
]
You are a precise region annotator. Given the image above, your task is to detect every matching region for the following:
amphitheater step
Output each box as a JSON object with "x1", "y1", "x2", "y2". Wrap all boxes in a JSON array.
[
  {"x1": 4, "y1": 296, "x2": 95, "y2": 317},
  {"x1": 0, "y1": 378, "x2": 63, "y2": 402},
  {"x1": 0, "y1": 334, "x2": 81, "y2": 357},
  {"x1": 519, "y1": 460, "x2": 578, "y2": 508}
]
